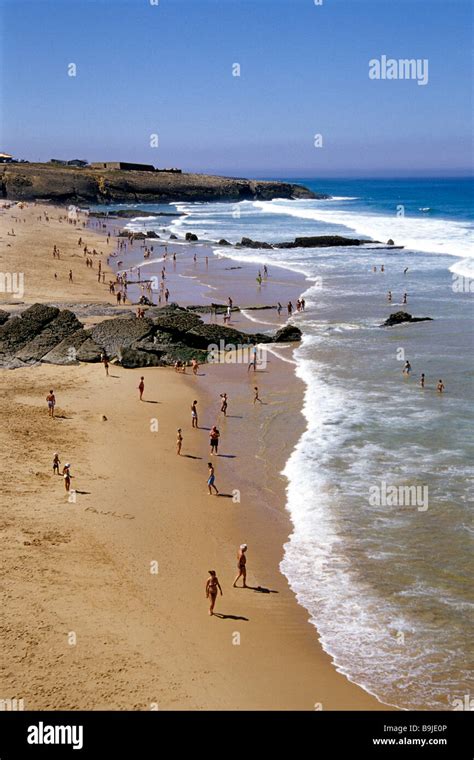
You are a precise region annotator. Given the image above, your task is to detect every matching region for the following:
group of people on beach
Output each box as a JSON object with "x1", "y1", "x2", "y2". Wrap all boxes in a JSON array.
[
  {"x1": 205, "y1": 543, "x2": 249, "y2": 615},
  {"x1": 52, "y1": 453, "x2": 72, "y2": 492}
]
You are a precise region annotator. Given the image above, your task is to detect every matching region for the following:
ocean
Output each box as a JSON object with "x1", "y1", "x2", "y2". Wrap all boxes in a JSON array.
[{"x1": 96, "y1": 177, "x2": 473, "y2": 710}]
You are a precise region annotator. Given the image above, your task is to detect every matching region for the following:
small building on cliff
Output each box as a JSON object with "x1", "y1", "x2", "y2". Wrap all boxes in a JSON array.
[{"x1": 91, "y1": 161, "x2": 155, "y2": 172}]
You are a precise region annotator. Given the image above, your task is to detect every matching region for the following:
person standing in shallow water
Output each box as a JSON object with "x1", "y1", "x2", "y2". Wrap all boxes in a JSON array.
[
  {"x1": 437, "y1": 379, "x2": 445, "y2": 393},
  {"x1": 206, "y1": 570, "x2": 223, "y2": 616},
  {"x1": 233, "y1": 544, "x2": 248, "y2": 588},
  {"x1": 420, "y1": 373, "x2": 425, "y2": 389}
]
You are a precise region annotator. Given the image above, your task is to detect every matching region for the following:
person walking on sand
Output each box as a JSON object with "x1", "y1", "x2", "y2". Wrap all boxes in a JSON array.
[
  {"x1": 138, "y1": 376, "x2": 145, "y2": 401},
  {"x1": 63, "y1": 463, "x2": 72, "y2": 492},
  {"x1": 247, "y1": 344, "x2": 257, "y2": 373},
  {"x1": 101, "y1": 352, "x2": 109, "y2": 376},
  {"x1": 191, "y1": 400, "x2": 199, "y2": 428},
  {"x1": 233, "y1": 544, "x2": 248, "y2": 588},
  {"x1": 53, "y1": 452, "x2": 61, "y2": 475},
  {"x1": 403, "y1": 360, "x2": 411, "y2": 376},
  {"x1": 420, "y1": 373, "x2": 425, "y2": 389},
  {"x1": 206, "y1": 570, "x2": 222, "y2": 615},
  {"x1": 207, "y1": 462, "x2": 219, "y2": 495},
  {"x1": 176, "y1": 428, "x2": 183, "y2": 456},
  {"x1": 209, "y1": 425, "x2": 220, "y2": 455},
  {"x1": 254, "y1": 386, "x2": 262, "y2": 404},
  {"x1": 220, "y1": 393, "x2": 228, "y2": 416},
  {"x1": 191, "y1": 358, "x2": 199, "y2": 376},
  {"x1": 46, "y1": 390, "x2": 56, "y2": 418},
  {"x1": 437, "y1": 379, "x2": 445, "y2": 393},
  {"x1": 69, "y1": 269, "x2": 73, "y2": 282}
]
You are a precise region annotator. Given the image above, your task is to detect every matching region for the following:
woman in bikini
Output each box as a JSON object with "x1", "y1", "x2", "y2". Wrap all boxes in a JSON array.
[
  {"x1": 176, "y1": 428, "x2": 183, "y2": 455},
  {"x1": 63, "y1": 463, "x2": 71, "y2": 492},
  {"x1": 233, "y1": 544, "x2": 248, "y2": 588},
  {"x1": 206, "y1": 570, "x2": 223, "y2": 615}
]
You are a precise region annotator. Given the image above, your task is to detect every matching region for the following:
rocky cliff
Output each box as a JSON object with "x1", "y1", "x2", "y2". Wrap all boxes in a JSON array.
[{"x1": 0, "y1": 164, "x2": 322, "y2": 204}]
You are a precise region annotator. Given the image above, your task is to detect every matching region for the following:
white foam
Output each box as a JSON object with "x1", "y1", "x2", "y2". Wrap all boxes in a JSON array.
[{"x1": 253, "y1": 200, "x2": 474, "y2": 261}]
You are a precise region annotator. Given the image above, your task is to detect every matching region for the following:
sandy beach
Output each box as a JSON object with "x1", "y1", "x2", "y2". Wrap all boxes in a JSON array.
[{"x1": 0, "y1": 202, "x2": 387, "y2": 710}]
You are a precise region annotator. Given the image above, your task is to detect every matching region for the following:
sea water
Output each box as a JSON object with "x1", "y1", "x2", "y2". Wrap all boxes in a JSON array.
[{"x1": 101, "y1": 177, "x2": 474, "y2": 709}]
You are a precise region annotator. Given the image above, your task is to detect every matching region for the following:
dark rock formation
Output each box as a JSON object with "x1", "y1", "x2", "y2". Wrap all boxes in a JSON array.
[
  {"x1": 169, "y1": 234, "x2": 178, "y2": 240},
  {"x1": 41, "y1": 328, "x2": 102, "y2": 364},
  {"x1": 274, "y1": 324, "x2": 303, "y2": 342},
  {"x1": 186, "y1": 304, "x2": 237, "y2": 315},
  {"x1": 387, "y1": 239, "x2": 395, "y2": 246},
  {"x1": 15, "y1": 310, "x2": 82, "y2": 363},
  {"x1": 89, "y1": 318, "x2": 154, "y2": 357},
  {"x1": 241, "y1": 237, "x2": 273, "y2": 249},
  {"x1": 185, "y1": 232, "x2": 198, "y2": 242},
  {"x1": 0, "y1": 163, "x2": 319, "y2": 204},
  {"x1": 153, "y1": 311, "x2": 203, "y2": 335},
  {"x1": 382, "y1": 311, "x2": 433, "y2": 327},
  {"x1": 239, "y1": 235, "x2": 373, "y2": 249},
  {"x1": 0, "y1": 309, "x2": 10, "y2": 325},
  {"x1": 91, "y1": 209, "x2": 183, "y2": 218},
  {"x1": 218, "y1": 239, "x2": 230, "y2": 246},
  {"x1": 184, "y1": 323, "x2": 272, "y2": 350},
  {"x1": 146, "y1": 231, "x2": 159, "y2": 238},
  {"x1": 120, "y1": 347, "x2": 164, "y2": 368},
  {"x1": 0, "y1": 302, "x2": 301, "y2": 368}
]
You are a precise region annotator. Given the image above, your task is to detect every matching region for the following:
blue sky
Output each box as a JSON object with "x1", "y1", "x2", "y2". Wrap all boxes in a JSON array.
[{"x1": 0, "y1": 0, "x2": 472, "y2": 177}]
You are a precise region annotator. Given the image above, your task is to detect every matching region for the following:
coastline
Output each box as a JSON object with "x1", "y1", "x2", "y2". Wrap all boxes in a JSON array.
[{"x1": 0, "y1": 202, "x2": 388, "y2": 710}]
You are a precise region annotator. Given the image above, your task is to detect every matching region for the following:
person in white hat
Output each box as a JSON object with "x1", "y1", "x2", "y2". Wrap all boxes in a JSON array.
[{"x1": 233, "y1": 544, "x2": 248, "y2": 588}]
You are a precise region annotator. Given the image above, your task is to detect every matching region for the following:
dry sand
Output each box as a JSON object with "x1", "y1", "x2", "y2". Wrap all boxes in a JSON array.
[{"x1": 0, "y1": 203, "x2": 388, "y2": 710}]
